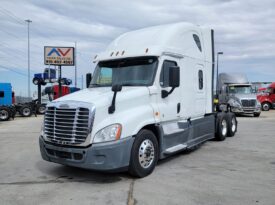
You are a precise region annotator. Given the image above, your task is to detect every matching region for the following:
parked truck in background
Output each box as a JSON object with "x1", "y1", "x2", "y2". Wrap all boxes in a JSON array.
[
  {"x1": 33, "y1": 68, "x2": 57, "y2": 85},
  {"x1": 39, "y1": 22, "x2": 238, "y2": 178},
  {"x1": 218, "y1": 73, "x2": 261, "y2": 117},
  {"x1": 257, "y1": 82, "x2": 275, "y2": 111},
  {"x1": 0, "y1": 83, "x2": 47, "y2": 121},
  {"x1": 43, "y1": 85, "x2": 80, "y2": 102}
]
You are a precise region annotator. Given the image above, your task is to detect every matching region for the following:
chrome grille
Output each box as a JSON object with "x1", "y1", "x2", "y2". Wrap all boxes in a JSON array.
[
  {"x1": 241, "y1": 99, "x2": 256, "y2": 107},
  {"x1": 44, "y1": 106, "x2": 92, "y2": 145}
]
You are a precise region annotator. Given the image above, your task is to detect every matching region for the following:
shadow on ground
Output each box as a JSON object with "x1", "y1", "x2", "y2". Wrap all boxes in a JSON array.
[{"x1": 34, "y1": 160, "x2": 133, "y2": 184}]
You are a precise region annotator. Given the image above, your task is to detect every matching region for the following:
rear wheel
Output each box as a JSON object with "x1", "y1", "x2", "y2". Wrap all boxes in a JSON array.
[
  {"x1": 129, "y1": 129, "x2": 158, "y2": 178},
  {"x1": 19, "y1": 106, "x2": 32, "y2": 117},
  {"x1": 215, "y1": 112, "x2": 228, "y2": 141},
  {"x1": 226, "y1": 112, "x2": 237, "y2": 137},
  {"x1": 0, "y1": 107, "x2": 10, "y2": 121},
  {"x1": 262, "y1": 102, "x2": 270, "y2": 111}
]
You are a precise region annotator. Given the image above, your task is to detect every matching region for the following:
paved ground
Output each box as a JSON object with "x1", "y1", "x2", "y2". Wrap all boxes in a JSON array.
[{"x1": 0, "y1": 111, "x2": 275, "y2": 205}]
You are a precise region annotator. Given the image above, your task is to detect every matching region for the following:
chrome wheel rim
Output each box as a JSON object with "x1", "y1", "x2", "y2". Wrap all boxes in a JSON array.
[
  {"x1": 23, "y1": 108, "x2": 31, "y2": 116},
  {"x1": 263, "y1": 104, "x2": 269, "y2": 111},
  {"x1": 139, "y1": 139, "x2": 155, "y2": 169},
  {"x1": 39, "y1": 106, "x2": 46, "y2": 114},
  {"x1": 221, "y1": 119, "x2": 227, "y2": 136},
  {"x1": 0, "y1": 110, "x2": 8, "y2": 120},
  {"x1": 231, "y1": 117, "x2": 236, "y2": 132}
]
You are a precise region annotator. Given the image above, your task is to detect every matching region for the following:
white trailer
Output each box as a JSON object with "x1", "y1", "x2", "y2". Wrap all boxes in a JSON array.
[{"x1": 39, "y1": 22, "x2": 237, "y2": 177}]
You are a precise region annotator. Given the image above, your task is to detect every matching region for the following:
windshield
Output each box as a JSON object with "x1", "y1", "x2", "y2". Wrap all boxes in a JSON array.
[
  {"x1": 228, "y1": 85, "x2": 253, "y2": 94},
  {"x1": 90, "y1": 57, "x2": 158, "y2": 87}
]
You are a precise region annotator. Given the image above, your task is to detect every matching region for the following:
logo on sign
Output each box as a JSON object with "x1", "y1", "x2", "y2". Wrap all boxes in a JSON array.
[{"x1": 47, "y1": 48, "x2": 71, "y2": 57}]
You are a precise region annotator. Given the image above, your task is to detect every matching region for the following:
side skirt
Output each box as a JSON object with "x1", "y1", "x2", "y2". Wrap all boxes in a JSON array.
[{"x1": 158, "y1": 114, "x2": 215, "y2": 159}]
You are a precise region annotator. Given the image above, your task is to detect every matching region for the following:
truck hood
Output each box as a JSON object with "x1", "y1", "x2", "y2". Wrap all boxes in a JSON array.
[
  {"x1": 230, "y1": 93, "x2": 257, "y2": 101},
  {"x1": 52, "y1": 86, "x2": 150, "y2": 109}
]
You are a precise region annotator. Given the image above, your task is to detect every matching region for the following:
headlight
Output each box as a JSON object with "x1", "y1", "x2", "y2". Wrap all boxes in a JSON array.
[{"x1": 93, "y1": 124, "x2": 122, "y2": 143}]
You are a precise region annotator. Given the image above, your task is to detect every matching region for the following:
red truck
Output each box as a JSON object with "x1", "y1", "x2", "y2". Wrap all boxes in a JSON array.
[{"x1": 257, "y1": 82, "x2": 275, "y2": 111}]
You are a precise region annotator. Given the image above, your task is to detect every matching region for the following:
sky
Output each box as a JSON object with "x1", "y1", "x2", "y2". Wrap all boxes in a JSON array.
[{"x1": 0, "y1": 0, "x2": 275, "y2": 97}]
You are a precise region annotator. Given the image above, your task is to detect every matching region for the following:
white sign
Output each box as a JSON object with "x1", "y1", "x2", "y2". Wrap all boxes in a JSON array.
[{"x1": 44, "y1": 47, "x2": 74, "y2": 66}]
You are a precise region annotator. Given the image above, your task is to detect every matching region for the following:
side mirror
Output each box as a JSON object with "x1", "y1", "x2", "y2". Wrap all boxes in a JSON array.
[
  {"x1": 168, "y1": 66, "x2": 180, "y2": 87},
  {"x1": 112, "y1": 84, "x2": 122, "y2": 92},
  {"x1": 162, "y1": 66, "x2": 180, "y2": 98},
  {"x1": 86, "y1": 73, "x2": 92, "y2": 88},
  {"x1": 109, "y1": 84, "x2": 122, "y2": 114}
]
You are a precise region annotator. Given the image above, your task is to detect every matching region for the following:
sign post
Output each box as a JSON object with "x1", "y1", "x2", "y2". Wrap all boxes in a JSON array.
[
  {"x1": 44, "y1": 47, "x2": 75, "y2": 97},
  {"x1": 58, "y1": 66, "x2": 62, "y2": 97}
]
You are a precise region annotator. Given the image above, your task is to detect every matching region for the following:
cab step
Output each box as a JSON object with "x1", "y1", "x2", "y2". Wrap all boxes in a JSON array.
[{"x1": 164, "y1": 144, "x2": 187, "y2": 154}]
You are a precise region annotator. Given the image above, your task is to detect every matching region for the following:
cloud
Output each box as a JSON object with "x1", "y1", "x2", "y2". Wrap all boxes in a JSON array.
[{"x1": 0, "y1": 0, "x2": 275, "y2": 96}]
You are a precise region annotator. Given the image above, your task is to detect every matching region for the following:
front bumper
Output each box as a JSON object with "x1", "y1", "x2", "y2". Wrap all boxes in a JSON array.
[
  {"x1": 39, "y1": 136, "x2": 134, "y2": 171},
  {"x1": 231, "y1": 107, "x2": 261, "y2": 114}
]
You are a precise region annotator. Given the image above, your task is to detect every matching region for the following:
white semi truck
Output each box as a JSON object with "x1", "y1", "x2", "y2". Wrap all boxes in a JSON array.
[{"x1": 39, "y1": 22, "x2": 238, "y2": 177}]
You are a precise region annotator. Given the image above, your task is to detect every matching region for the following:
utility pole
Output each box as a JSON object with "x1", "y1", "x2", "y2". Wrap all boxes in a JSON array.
[
  {"x1": 81, "y1": 75, "x2": 83, "y2": 89},
  {"x1": 75, "y1": 41, "x2": 77, "y2": 87},
  {"x1": 25, "y1": 19, "x2": 32, "y2": 98}
]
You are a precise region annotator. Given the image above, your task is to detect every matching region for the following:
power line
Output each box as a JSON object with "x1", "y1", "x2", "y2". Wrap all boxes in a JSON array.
[
  {"x1": 0, "y1": 48, "x2": 42, "y2": 68},
  {"x1": 0, "y1": 7, "x2": 25, "y2": 25},
  {"x1": 0, "y1": 58, "x2": 38, "y2": 73},
  {"x1": 0, "y1": 65, "x2": 28, "y2": 77}
]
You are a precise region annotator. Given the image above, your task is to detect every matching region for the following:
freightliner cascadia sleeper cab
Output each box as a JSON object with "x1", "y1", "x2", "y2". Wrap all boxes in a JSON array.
[{"x1": 39, "y1": 22, "x2": 238, "y2": 177}]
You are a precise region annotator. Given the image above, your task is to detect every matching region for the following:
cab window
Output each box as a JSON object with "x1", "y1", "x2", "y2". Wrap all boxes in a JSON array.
[{"x1": 193, "y1": 34, "x2": 202, "y2": 52}]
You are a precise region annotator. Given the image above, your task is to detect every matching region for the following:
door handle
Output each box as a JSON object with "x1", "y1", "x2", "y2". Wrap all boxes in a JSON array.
[{"x1": 177, "y1": 103, "x2": 181, "y2": 113}]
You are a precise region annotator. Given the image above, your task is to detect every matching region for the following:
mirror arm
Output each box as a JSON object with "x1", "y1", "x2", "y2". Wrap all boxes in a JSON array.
[
  {"x1": 108, "y1": 91, "x2": 118, "y2": 114},
  {"x1": 162, "y1": 87, "x2": 175, "y2": 98}
]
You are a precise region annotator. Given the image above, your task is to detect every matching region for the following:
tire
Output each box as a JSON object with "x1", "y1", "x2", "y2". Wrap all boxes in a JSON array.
[
  {"x1": 262, "y1": 102, "x2": 270, "y2": 111},
  {"x1": 60, "y1": 78, "x2": 66, "y2": 85},
  {"x1": 33, "y1": 78, "x2": 40, "y2": 85},
  {"x1": 226, "y1": 112, "x2": 237, "y2": 137},
  {"x1": 41, "y1": 81, "x2": 47, "y2": 86},
  {"x1": 0, "y1": 107, "x2": 10, "y2": 121},
  {"x1": 253, "y1": 113, "x2": 260, "y2": 117},
  {"x1": 129, "y1": 129, "x2": 159, "y2": 178},
  {"x1": 37, "y1": 104, "x2": 46, "y2": 115},
  {"x1": 19, "y1": 106, "x2": 32, "y2": 117},
  {"x1": 215, "y1": 112, "x2": 228, "y2": 141}
]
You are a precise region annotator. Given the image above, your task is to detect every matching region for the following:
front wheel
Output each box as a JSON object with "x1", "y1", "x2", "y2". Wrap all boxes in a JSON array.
[
  {"x1": 32, "y1": 78, "x2": 40, "y2": 85},
  {"x1": 129, "y1": 129, "x2": 158, "y2": 178},
  {"x1": 0, "y1": 107, "x2": 10, "y2": 121},
  {"x1": 253, "y1": 113, "x2": 260, "y2": 117},
  {"x1": 262, "y1": 102, "x2": 270, "y2": 111}
]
